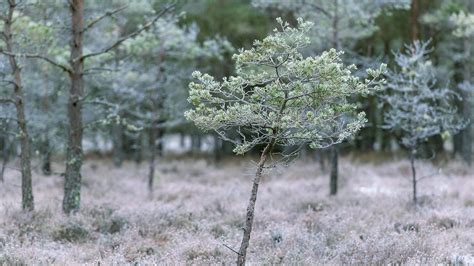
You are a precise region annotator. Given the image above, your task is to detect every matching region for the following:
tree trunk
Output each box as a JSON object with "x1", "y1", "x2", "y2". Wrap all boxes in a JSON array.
[
  {"x1": 329, "y1": 0, "x2": 341, "y2": 195},
  {"x1": 134, "y1": 132, "x2": 145, "y2": 165},
  {"x1": 148, "y1": 127, "x2": 157, "y2": 194},
  {"x1": 180, "y1": 133, "x2": 185, "y2": 148},
  {"x1": 63, "y1": 0, "x2": 84, "y2": 214},
  {"x1": 157, "y1": 128, "x2": 164, "y2": 157},
  {"x1": 213, "y1": 134, "x2": 221, "y2": 164},
  {"x1": 411, "y1": 0, "x2": 420, "y2": 41},
  {"x1": 4, "y1": 0, "x2": 34, "y2": 211},
  {"x1": 41, "y1": 74, "x2": 52, "y2": 176},
  {"x1": 410, "y1": 149, "x2": 417, "y2": 205},
  {"x1": 237, "y1": 140, "x2": 274, "y2": 266},
  {"x1": 112, "y1": 123, "x2": 124, "y2": 167},
  {"x1": 373, "y1": 97, "x2": 385, "y2": 151},
  {"x1": 328, "y1": 0, "x2": 341, "y2": 197},
  {"x1": 191, "y1": 134, "x2": 201, "y2": 155},
  {"x1": 41, "y1": 138, "x2": 52, "y2": 176},
  {"x1": 332, "y1": 0, "x2": 340, "y2": 50},
  {"x1": 0, "y1": 132, "x2": 9, "y2": 183},
  {"x1": 460, "y1": 38, "x2": 472, "y2": 165},
  {"x1": 330, "y1": 145, "x2": 338, "y2": 196},
  {"x1": 16, "y1": 101, "x2": 33, "y2": 211}
]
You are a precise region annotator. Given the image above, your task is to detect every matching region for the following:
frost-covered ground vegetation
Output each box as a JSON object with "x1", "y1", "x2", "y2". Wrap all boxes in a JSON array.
[{"x1": 1, "y1": 157, "x2": 473, "y2": 264}]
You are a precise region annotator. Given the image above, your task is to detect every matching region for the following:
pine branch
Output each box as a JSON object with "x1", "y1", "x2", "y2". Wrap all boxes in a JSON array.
[
  {"x1": 0, "y1": 116, "x2": 18, "y2": 122},
  {"x1": 0, "y1": 98, "x2": 14, "y2": 105},
  {"x1": 82, "y1": 5, "x2": 128, "y2": 33},
  {"x1": 0, "y1": 49, "x2": 72, "y2": 73},
  {"x1": 222, "y1": 243, "x2": 240, "y2": 255},
  {"x1": 301, "y1": 0, "x2": 331, "y2": 18},
  {"x1": 0, "y1": 79, "x2": 16, "y2": 86},
  {"x1": 78, "y1": 3, "x2": 175, "y2": 62}
]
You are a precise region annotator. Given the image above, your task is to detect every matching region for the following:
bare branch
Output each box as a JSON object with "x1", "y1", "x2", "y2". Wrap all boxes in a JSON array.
[
  {"x1": 79, "y1": 3, "x2": 175, "y2": 62},
  {"x1": 0, "y1": 116, "x2": 18, "y2": 122},
  {"x1": 222, "y1": 243, "x2": 240, "y2": 255},
  {"x1": 0, "y1": 31, "x2": 7, "y2": 42},
  {"x1": 0, "y1": 49, "x2": 72, "y2": 73},
  {"x1": 83, "y1": 5, "x2": 128, "y2": 33},
  {"x1": 417, "y1": 169, "x2": 441, "y2": 182},
  {"x1": 84, "y1": 99, "x2": 119, "y2": 109},
  {"x1": 83, "y1": 67, "x2": 115, "y2": 75},
  {"x1": 0, "y1": 98, "x2": 14, "y2": 105},
  {"x1": 0, "y1": 79, "x2": 16, "y2": 86},
  {"x1": 297, "y1": 0, "x2": 331, "y2": 18}
]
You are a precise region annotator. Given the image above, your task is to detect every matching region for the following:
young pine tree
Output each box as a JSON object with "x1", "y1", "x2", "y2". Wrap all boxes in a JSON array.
[
  {"x1": 382, "y1": 41, "x2": 466, "y2": 205},
  {"x1": 185, "y1": 18, "x2": 385, "y2": 265}
]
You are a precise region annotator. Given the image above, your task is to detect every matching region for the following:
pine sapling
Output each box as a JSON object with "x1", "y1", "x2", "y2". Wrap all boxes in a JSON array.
[
  {"x1": 185, "y1": 18, "x2": 385, "y2": 265},
  {"x1": 382, "y1": 41, "x2": 466, "y2": 205}
]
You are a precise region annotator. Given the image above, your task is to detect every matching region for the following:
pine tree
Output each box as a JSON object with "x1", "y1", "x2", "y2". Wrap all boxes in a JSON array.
[
  {"x1": 186, "y1": 18, "x2": 385, "y2": 265},
  {"x1": 382, "y1": 41, "x2": 466, "y2": 204}
]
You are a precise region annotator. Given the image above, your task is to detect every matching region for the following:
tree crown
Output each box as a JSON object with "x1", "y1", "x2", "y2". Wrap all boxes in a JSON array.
[
  {"x1": 382, "y1": 41, "x2": 466, "y2": 149},
  {"x1": 185, "y1": 18, "x2": 385, "y2": 155}
]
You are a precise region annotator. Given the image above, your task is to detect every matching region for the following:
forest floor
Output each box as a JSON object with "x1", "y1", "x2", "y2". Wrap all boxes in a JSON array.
[{"x1": 0, "y1": 155, "x2": 473, "y2": 264}]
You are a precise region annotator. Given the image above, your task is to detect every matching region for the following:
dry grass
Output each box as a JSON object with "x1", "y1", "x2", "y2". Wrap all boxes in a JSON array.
[{"x1": 0, "y1": 156, "x2": 473, "y2": 264}]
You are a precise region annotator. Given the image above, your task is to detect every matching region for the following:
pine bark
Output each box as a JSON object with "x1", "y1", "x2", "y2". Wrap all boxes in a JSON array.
[
  {"x1": 148, "y1": 127, "x2": 157, "y2": 194},
  {"x1": 213, "y1": 135, "x2": 221, "y2": 164},
  {"x1": 41, "y1": 74, "x2": 52, "y2": 176},
  {"x1": 328, "y1": 0, "x2": 340, "y2": 196},
  {"x1": 63, "y1": 0, "x2": 84, "y2": 214},
  {"x1": 4, "y1": 0, "x2": 34, "y2": 211},
  {"x1": 41, "y1": 138, "x2": 52, "y2": 176},
  {"x1": 411, "y1": 0, "x2": 420, "y2": 41},
  {"x1": 237, "y1": 140, "x2": 274, "y2": 266},
  {"x1": 0, "y1": 133, "x2": 8, "y2": 182},
  {"x1": 410, "y1": 149, "x2": 417, "y2": 204},
  {"x1": 460, "y1": 38, "x2": 472, "y2": 165},
  {"x1": 330, "y1": 146, "x2": 338, "y2": 196},
  {"x1": 112, "y1": 123, "x2": 124, "y2": 167}
]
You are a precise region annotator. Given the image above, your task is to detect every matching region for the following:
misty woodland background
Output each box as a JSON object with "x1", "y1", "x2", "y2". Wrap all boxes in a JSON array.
[{"x1": 0, "y1": 0, "x2": 473, "y2": 264}]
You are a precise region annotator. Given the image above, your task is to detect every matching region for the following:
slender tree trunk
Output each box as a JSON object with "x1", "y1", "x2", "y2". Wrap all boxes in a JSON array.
[
  {"x1": 317, "y1": 150, "x2": 326, "y2": 172},
  {"x1": 180, "y1": 133, "x2": 185, "y2": 148},
  {"x1": 0, "y1": 131, "x2": 9, "y2": 183},
  {"x1": 330, "y1": 145, "x2": 338, "y2": 195},
  {"x1": 410, "y1": 149, "x2": 417, "y2": 205},
  {"x1": 41, "y1": 73, "x2": 52, "y2": 176},
  {"x1": 148, "y1": 127, "x2": 157, "y2": 194},
  {"x1": 411, "y1": 0, "x2": 420, "y2": 41},
  {"x1": 111, "y1": 49, "x2": 124, "y2": 167},
  {"x1": 148, "y1": 47, "x2": 163, "y2": 192},
  {"x1": 41, "y1": 138, "x2": 52, "y2": 176},
  {"x1": 112, "y1": 123, "x2": 124, "y2": 167},
  {"x1": 191, "y1": 134, "x2": 201, "y2": 155},
  {"x1": 327, "y1": 0, "x2": 341, "y2": 196},
  {"x1": 10, "y1": 115, "x2": 32, "y2": 203},
  {"x1": 461, "y1": 38, "x2": 472, "y2": 165},
  {"x1": 157, "y1": 128, "x2": 164, "y2": 157},
  {"x1": 213, "y1": 134, "x2": 221, "y2": 164},
  {"x1": 372, "y1": 96, "x2": 384, "y2": 151},
  {"x1": 63, "y1": 0, "x2": 84, "y2": 214},
  {"x1": 134, "y1": 133, "x2": 145, "y2": 165},
  {"x1": 332, "y1": 0, "x2": 340, "y2": 50},
  {"x1": 237, "y1": 140, "x2": 274, "y2": 266},
  {"x1": 4, "y1": 0, "x2": 34, "y2": 211}
]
